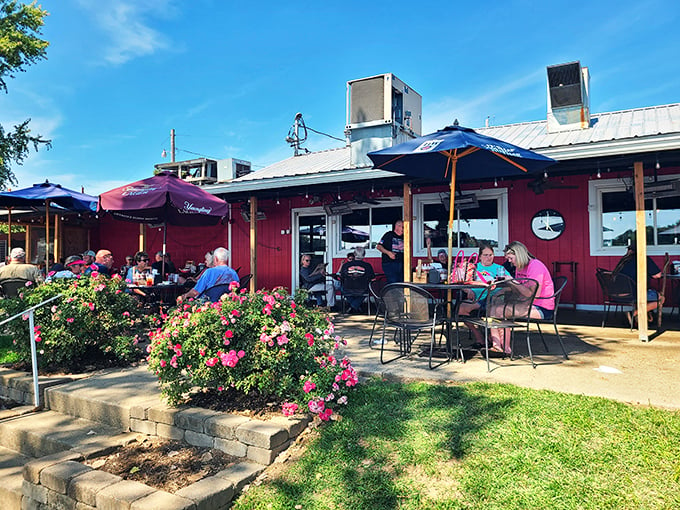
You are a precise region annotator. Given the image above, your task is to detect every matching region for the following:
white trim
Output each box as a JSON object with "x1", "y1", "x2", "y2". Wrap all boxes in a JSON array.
[{"x1": 412, "y1": 188, "x2": 509, "y2": 257}]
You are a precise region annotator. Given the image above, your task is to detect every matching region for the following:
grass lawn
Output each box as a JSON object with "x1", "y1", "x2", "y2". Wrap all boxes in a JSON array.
[
  {"x1": 0, "y1": 334, "x2": 20, "y2": 365},
  {"x1": 233, "y1": 378, "x2": 680, "y2": 510}
]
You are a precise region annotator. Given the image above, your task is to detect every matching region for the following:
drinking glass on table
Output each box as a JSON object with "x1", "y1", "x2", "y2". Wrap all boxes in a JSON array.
[
  {"x1": 146, "y1": 274, "x2": 154, "y2": 286},
  {"x1": 496, "y1": 266, "x2": 506, "y2": 281}
]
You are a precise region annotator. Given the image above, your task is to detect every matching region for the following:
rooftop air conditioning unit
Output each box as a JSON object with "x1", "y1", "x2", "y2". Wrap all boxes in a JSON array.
[
  {"x1": 218, "y1": 158, "x2": 252, "y2": 182},
  {"x1": 546, "y1": 61, "x2": 591, "y2": 133}
]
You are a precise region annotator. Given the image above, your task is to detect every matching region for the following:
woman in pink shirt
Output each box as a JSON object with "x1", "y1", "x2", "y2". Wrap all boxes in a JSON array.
[{"x1": 467, "y1": 241, "x2": 554, "y2": 355}]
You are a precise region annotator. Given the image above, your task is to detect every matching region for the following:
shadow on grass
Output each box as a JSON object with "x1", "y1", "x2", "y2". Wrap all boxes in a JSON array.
[{"x1": 255, "y1": 378, "x2": 515, "y2": 509}]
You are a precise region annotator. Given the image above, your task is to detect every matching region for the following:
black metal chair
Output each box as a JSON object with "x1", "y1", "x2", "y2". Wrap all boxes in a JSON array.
[
  {"x1": 379, "y1": 283, "x2": 452, "y2": 369},
  {"x1": 531, "y1": 275, "x2": 569, "y2": 360},
  {"x1": 465, "y1": 278, "x2": 539, "y2": 371},
  {"x1": 340, "y1": 272, "x2": 372, "y2": 315},
  {"x1": 368, "y1": 275, "x2": 388, "y2": 349},
  {"x1": 197, "y1": 282, "x2": 234, "y2": 302},
  {"x1": 596, "y1": 268, "x2": 636, "y2": 328},
  {"x1": 238, "y1": 273, "x2": 252, "y2": 292},
  {"x1": 0, "y1": 278, "x2": 32, "y2": 298}
]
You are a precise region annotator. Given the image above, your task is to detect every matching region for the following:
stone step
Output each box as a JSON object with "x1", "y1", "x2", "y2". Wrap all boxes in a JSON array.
[
  {"x1": 0, "y1": 445, "x2": 31, "y2": 509},
  {"x1": 0, "y1": 409, "x2": 135, "y2": 459}
]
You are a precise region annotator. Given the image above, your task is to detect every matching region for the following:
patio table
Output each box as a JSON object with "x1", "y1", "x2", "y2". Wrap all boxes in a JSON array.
[
  {"x1": 128, "y1": 282, "x2": 183, "y2": 312},
  {"x1": 413, "y1": 281, "x2": 490, "y2": 362}
]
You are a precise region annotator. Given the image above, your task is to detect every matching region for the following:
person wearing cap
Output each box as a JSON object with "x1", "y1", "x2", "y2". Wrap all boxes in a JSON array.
[
  {"x1": 82, "y1": 250, "x2": 96, "y2": 266},
  {"x1": 45, "y1": 255, "x2": 86, "y2": 282},
  {"x1": 425, "y1": 237, "x2": 448, "y2": 270},
  {"x1": 151, "y1": 251, "x2": 177, "y2": 279},
  {"x1": 0, "y1": 247, "x2": 43, "y2": 285}
]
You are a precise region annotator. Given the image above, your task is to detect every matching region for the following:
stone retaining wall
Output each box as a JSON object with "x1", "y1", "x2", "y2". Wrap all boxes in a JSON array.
[{"x1": 22, "y1": 450, "x2": 267, "y2": 509}]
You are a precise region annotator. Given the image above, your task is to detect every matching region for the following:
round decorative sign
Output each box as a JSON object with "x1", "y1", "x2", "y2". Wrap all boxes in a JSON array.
[{"x1": 531, "y1": 209, "x2": 565, "y2": 241}]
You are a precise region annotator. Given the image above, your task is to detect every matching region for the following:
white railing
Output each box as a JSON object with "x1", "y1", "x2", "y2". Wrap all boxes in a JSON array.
[{"x1": 0, "y1": 294, "x2": 62, "y2": 408}]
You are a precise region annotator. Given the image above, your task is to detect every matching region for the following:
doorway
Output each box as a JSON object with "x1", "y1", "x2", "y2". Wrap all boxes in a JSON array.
[{"x1": 293, "y1": 210, "x2": 328, "y2": 291}]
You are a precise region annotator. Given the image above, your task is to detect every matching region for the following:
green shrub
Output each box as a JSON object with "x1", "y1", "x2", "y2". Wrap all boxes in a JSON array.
[
  {"x1": 146, "y1": 285, "x2": 358, "y2": 420},
  {"x1": 0, "y1": 273, "x2": 149, "y2": 372}
]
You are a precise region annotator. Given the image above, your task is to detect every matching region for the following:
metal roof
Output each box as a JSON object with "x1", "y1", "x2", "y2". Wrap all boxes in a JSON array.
[
  {"x1": 204, "y1": 147, "x2": 399, "y2": 196},
  {"x1": 476, "y1": 103, "x2": 680, "y2": 160},
  {"x1": 205, "y1": 103, "x2": 680, "y2": 197}
]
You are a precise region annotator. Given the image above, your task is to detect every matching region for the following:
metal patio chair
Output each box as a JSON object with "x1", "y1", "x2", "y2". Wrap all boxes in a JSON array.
[
  {"x1": 379, "y1": 283, "x2": 452, "y2": 369},
  {"x1": 465, "y1": 278, "x2": 539, "y2": 371},
  {"x1": 596, "y1": 268, "x2": 636, "y2": 329},
  {"x1": 531, "y1": 275, "x2": 569, "y2": 360}
]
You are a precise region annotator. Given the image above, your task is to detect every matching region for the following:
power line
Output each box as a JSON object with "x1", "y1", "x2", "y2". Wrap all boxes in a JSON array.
[{"x1": 306, "y1": 126, "x2": 345, "y2": 142}]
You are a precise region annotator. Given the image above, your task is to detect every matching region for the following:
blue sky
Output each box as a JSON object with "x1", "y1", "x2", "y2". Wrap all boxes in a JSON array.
[{"x1": 1, "y1": 0, "x2": 679, "y2": 196}]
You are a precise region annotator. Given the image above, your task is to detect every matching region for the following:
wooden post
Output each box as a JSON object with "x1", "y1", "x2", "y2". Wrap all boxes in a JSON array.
[
  {"x1": 25, "y1": 224, "x2": 31, "y2": 262},
  {"x1": 7, "y1": 208, "x2": 11, "y2": 253},
  {"x1": 634, "y1": 161, "x2": 648, "y2": 341},
  {"x1": 403, "y1": 182, "x2": 412, "y2": 282},
  {"x1": 139, "y1": 224, "x2": 146, "y2": 252},
  {"x1": 250, "y1": 197, "x2": 257, "y2": 293},
  {"x1": 54, "y1": 214, "x2": 60, "y2": 263}
]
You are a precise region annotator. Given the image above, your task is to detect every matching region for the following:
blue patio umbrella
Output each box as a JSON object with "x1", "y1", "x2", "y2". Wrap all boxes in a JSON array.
[
  {"x1": 368, "y1": 124, "x2": 556, "y2": 281},
  {"x1": 0, "y1": 180, "x2": 98, "y2": 268}
]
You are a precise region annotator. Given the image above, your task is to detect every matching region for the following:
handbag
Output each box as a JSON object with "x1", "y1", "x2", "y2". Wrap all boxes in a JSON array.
[{"x1": 451, "y1": 251, "x2": 478, "y2": 283}]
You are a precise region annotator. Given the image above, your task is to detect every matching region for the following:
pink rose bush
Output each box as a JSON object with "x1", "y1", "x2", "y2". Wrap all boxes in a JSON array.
[
  {"x1": 146, "y1": 287, "x2": 357, "y2": 419},
  {"x1": 0, "y1": 273, "x2": 148, "y2": 371}
]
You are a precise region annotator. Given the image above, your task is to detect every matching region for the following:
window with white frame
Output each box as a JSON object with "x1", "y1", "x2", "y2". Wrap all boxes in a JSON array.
[
  {"x1": 412, "y1": 189, "x2": 509, "y2": 256},
  {"x1": 338, "y1": 204, "x2": 403, "y2": 253},
  {"x1": 588, "y1": 178, "x2": 680, "y2": 255}
]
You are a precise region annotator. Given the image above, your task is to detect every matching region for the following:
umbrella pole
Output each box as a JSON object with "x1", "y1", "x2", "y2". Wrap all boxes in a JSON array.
[
  {"x1": 446, "y1": 159, "x2": 457, "y2": 283},
  {"x1": 162, "y1": 221, "x2": 167, "y2": 279},
  {"x1": 45, "y1": 200, "x2": 50, "y2": 272}
]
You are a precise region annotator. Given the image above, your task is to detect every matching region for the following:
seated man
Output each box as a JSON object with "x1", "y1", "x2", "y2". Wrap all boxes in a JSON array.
[
  {"x1": 177, "y1": 247, "x2": 239, "y2": 303},
  {"x1": 340, "y1": 246, "x2": 375, "y2": 312},
  {"x1": 92, "y1": 249, "x2": 114, "y2": 277},
  {"x1": 0, "y1": 247, "x2": 43, "y2": 286},
  {"x1": 151, "y1": 251, "x2": 177, "y2": 279},
  {"x1": 299, "y1": 254, "x2": 336, "y2": 308}
]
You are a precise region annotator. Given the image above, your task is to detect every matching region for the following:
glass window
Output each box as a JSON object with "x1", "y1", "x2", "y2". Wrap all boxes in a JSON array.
[
  {"x1": 340, "y1": 206, "x2": 402, "y2": 251},
  {"x1": 590, "y1": 178, "x2": 680, "y2": 255},
  {"x1": 414, "y1": 190, "x2": 508, "y2": 256}
]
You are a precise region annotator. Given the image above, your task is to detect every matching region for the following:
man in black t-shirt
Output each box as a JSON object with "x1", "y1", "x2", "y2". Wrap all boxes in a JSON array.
[{"x1": 377, "y1": 220, "x2": 404, "y2": 284}]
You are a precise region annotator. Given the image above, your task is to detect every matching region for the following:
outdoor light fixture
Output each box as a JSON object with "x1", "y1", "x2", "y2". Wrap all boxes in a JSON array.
[
  {"x1": 494, "y1": 178, "x2": 498, "y2": 187},
  {"x1": 161, "y1": 149, "x2": 167, "y2": 158},
  {"x1": 656, "y1": 157, "x2": 661, "y2": 170}
]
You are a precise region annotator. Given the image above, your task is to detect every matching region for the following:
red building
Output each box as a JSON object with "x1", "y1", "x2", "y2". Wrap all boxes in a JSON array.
[{"x1": 97, "y1": 64, "x2": 680, "y2": 310}]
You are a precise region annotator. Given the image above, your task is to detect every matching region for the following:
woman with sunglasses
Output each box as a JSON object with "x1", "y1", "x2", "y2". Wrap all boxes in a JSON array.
[{"x1": 125, "y1": 251, "x2": 151, "y2": 285}]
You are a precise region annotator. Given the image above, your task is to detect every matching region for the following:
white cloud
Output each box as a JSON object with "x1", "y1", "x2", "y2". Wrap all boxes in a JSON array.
[
  {"x1": 75, "y1": 0, "x2": 176, "y2": 65},
  {"x1": 423, "y1": 69, "x2": 545, "y2": 132}
]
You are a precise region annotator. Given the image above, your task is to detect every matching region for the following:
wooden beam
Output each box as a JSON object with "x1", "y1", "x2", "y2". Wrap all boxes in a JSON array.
[
  {"x1": 138, "y1": 224, "x2": 146, "y2": 253},
  {"x1": 250, "y1": 197, "x2": 257, "y2": 293},
  {"x1": 633, "y1": 161, "x2": 648, "y2": 341},
  {"x1": 54, "y1": 214, "x2": 60, "y2": 263},
  {"x1": 403, "y1": 182, "x2": 412, "y2": 282}
]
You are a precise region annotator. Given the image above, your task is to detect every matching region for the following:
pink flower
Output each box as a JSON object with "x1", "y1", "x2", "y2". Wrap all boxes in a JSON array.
[
  {"x1": 25, "y1": 281, "x2": 33, "y2": 287},
  {"x1": 66, "y1": 318, "x2": 74, "y2": 323},
  {"x1": 305, "y1": 333, "x2": 314, "y2": 346},
  {"x1": 205, "y1": 357, "x2": 218, "y2": 367},
  {"x1": 122, "y1": 311, "x2": 130, "y2": 317},
  {"x1": 224, "y1": 330, "x2": 233, "y2": 338},
  {"x1": 276, "y1": 334, "x2": 289, "y2": 346},
  {"x1": 160, "y1": 359, "x2": 167, "y2": 367},
  {"x1": 308, "y1": 398, "x2": 325, "y2": 414},
  {"x1": 217, "y1": 386, "x2": 224, "y2": 392},
  {"x1": 338, "y1": 396, "x2": 348, "y2": 405},
  {"x1": 282, "y1": 402, "x2": 299, "y2": 416},
  {"x1": 303, "y1": 380, "x2": 316, "y2": 394},
  {"x1": 319, "y1": 408, "x2": 333, "y2": 421}
]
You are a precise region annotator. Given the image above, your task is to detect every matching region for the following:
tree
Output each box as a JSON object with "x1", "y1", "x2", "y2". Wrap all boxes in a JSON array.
[{"x1": 0, "y1": 1, "x2": 50, "y2": 189}]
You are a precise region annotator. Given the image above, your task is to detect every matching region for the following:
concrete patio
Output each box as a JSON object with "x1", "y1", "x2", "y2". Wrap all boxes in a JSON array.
[{"x1": 334, "y1": 308, "x2": 680, "y2": 410}]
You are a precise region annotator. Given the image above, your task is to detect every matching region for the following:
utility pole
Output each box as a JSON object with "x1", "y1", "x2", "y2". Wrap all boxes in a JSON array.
[{"x1": 170, "y1": 128, "x2": 176, "y2": 162}]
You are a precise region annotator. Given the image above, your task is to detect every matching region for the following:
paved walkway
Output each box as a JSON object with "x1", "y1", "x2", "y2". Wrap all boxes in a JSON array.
[{"x1": 334, "y1": 310, "x2": 680, "y2": 410}]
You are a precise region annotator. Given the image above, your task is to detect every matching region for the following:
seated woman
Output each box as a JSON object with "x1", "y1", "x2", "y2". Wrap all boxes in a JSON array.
[
  {"x1": 299, "y1": 254, "x2": 336, "y2": 308},
  {"x1": 613, "y1": 244, "x2": 662, "y2": 323},
  {"x1": 458, "y1": 243, "x2": 504, "y2": 317},
  {"x1": 125, "y1": 252, "x2": 152, "y2": 299},
  {"x1": 466, "y1": 241, "x2": 554, "y2": 355}
]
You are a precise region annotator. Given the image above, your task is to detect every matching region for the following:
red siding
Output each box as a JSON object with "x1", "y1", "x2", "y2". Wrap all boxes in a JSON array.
[{"x1": 96, "y1": 169, "x2": 677, "y2": 306}]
